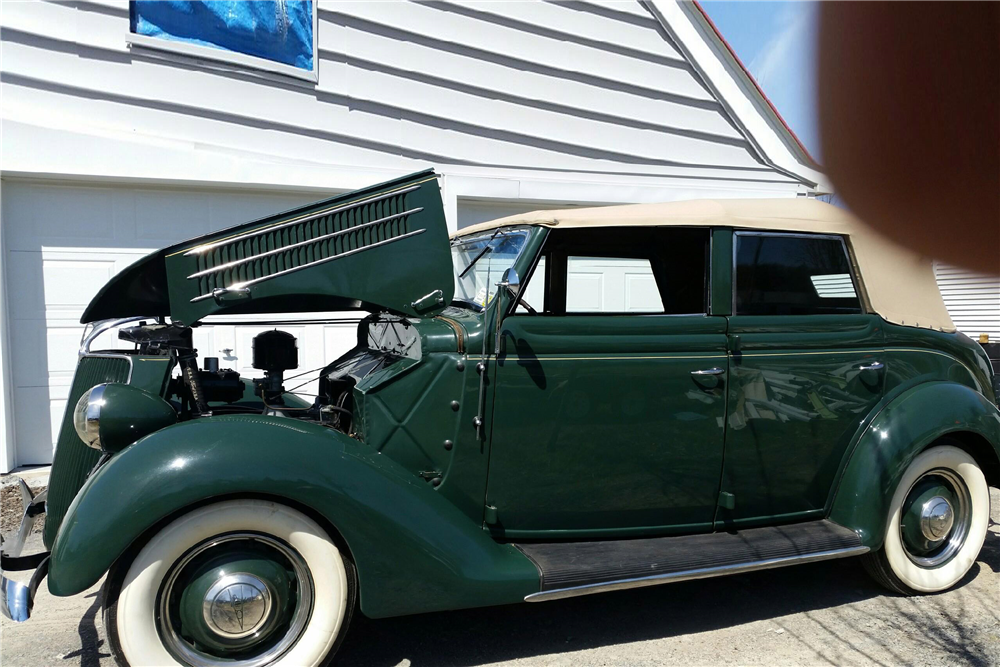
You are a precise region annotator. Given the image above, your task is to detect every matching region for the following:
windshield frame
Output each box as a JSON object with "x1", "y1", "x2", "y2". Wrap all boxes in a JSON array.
[{"x1": 450, "y1": 225, "x2": 534, "y2": 313}]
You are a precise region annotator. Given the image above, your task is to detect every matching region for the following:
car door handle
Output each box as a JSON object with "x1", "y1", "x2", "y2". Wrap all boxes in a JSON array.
[
  {"x1": 858, "y1": 361, "x2": 884, "y2": 371},
  {"x1": 691, "y1": 367, "x2": 725, "y2": 376}
]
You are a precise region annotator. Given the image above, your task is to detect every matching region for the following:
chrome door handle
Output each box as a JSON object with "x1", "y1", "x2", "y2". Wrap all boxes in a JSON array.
[
  {"x1": 691, "y1": 367, "x2": 725, "y2": 376},
  {"x1": 858, "y1": 361, "x2": 884, "y2": 371}
]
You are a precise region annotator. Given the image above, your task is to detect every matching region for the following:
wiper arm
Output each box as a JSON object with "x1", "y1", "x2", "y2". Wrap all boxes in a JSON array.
[{"x1": 457, "y1": 229, "x2": 505, "y2": 278}]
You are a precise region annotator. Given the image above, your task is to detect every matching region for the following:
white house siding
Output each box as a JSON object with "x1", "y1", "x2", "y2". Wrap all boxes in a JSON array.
[
  {"x1": 0, "y1": 0, "x2": 821, "y2": 470},
  {"x1": 935, "y1": 264, "x2": 1000, "y2": 341}
]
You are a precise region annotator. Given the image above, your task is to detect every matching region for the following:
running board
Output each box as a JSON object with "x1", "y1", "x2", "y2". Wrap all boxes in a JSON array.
[{"x1": 516, "y1": 520, "x2": 867, "y2": 602}]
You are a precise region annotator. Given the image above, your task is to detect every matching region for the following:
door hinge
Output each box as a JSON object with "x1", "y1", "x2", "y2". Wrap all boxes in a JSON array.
[
  {"x1": 484, "y1": 505, "x2": 499, "y2": 525},
  {"x1": 718, "y1": 492, "x2": 736, "y2": 510}
]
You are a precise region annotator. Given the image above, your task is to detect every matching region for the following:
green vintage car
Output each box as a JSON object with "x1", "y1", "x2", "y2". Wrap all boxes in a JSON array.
[{"x1": 2, "y1": 171, "x2": 998, "y2": 666}]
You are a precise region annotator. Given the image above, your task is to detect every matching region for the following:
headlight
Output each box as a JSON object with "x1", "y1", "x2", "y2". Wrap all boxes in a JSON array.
[
  {"x1": 73, "y1": 385, "x2": 106, "y2": 450},
  {"x1": 73, "y1": 383, "x2": 177, "y2": 453}
]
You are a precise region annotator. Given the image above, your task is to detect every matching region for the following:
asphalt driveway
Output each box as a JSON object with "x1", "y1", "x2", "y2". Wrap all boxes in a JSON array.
[{"x1": 3, "y1": 489, "x2": 998, "y2": 667}]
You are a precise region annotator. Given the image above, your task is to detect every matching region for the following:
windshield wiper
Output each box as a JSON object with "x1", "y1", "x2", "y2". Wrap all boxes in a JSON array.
[{"x1": 457, "y1": 229, "x2": 505, "y2": 278}]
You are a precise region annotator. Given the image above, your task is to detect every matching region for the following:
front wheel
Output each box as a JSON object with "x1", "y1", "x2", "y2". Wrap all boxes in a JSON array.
[
  {"x1": 103, "y1": 499, "x2": 356, "y2": 666},
  {"x1": 862, "y1": 444, "x2": 990, "y2": 594}
]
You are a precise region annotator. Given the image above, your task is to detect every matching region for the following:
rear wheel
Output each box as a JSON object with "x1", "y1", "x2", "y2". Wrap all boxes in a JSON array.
[
  {"x1": 862, "y1": 444, "x2": 990, "y2": 594},
  {"x1": 103, "y1": 499, "x2": 356, "y2": 666}
]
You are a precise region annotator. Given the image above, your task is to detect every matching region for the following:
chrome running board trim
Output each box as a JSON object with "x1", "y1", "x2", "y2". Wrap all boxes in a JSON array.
[{"x1": 524, "y1": 545, "x2": 868, "y2": 602}]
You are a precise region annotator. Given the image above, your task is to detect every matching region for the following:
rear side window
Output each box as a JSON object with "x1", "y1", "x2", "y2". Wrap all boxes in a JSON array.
[{"x1": 735, "y1": 233, "x2": 862, "y2": 316}]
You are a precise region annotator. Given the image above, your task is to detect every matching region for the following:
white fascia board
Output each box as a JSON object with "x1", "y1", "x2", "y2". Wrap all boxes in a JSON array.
[{"x1": 646, "y1": 0, "x2": 830, "y2": 192}]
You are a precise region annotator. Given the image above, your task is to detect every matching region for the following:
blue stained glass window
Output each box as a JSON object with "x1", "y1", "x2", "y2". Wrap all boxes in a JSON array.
[{"x1": 130, "y1": 1, "x2": 314, "y2": 71}]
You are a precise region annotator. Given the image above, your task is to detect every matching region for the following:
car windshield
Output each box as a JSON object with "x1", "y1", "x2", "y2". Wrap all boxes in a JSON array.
[{"x1": 450, "y1": 228, "x2": 529, "y2": 311}]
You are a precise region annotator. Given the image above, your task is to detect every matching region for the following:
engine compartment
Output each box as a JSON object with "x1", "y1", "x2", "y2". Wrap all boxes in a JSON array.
[{"x1": 115, "y1": 313, "x2": 422, "y2": 436}]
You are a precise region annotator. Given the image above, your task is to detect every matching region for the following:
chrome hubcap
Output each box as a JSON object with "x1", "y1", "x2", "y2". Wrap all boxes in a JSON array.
[
  {"x1": 919, "y1": 496, "x2": 955, "y2": 541},
  {"x1": 204, "y1": 574, "x2": 273, "y2": 640},
  {"x1": 157, "y1": 533, "x2": 313, "y2": 667},
  {"x1": 900, "y1": 469, "x2": 972, "y2": 568}
]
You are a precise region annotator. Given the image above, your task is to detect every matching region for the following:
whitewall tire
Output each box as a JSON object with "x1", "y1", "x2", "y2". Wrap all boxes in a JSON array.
[
  {"x1": 103, "y1": 499, "x2": 356, "y2": 667},
  {"x1": 863, "y1": 444, "x2": 990, "y2": 594}
]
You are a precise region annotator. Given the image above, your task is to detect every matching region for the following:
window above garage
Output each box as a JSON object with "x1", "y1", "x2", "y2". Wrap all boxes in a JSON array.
[{"x1": 128, "y1": 1, "x2": 317, "y2": 82}]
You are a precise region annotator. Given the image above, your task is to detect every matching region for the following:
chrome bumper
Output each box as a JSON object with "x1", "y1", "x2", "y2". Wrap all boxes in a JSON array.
[{"x1": 1, "y1": 478, "x2": 49, "y2": 622}]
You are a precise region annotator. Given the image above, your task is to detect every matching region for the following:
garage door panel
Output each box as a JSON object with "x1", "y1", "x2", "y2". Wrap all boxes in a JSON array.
[
  {"x1": 9, "y1": 319, "x2": 48, "y2": 386},
  {"x1": 625, "y1": 273, "x2": 661, "y2": 312},
  {"x1": 6, "y1": 251, "x2": 46, "y2": 319},
  {"x1": 132, "y1": 189, "x2": 214, "y2": 244},
  {"x1": 323, "y1": 323, "x2": 359, "y2": 361},
  {"x1": 10, "y1": 320, "x2": 82, "y2": 387},
  {"x1": 41, "y1": 258, "x2": 117, "y2": 312},
  {"x1": 12, "y1": 387, "x2": 63, "y2": 465},
  {"x1": 4, "y1": 183, "x2": 115, "y2": 248},
  {"x1": 206, "y1": 192, "x2": 320, "y2": 231}
]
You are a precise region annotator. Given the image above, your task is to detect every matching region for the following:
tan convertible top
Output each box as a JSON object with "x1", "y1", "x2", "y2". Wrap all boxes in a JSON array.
[{"x1": 456, "y1": 198, "x2": 954, "y2": 332}]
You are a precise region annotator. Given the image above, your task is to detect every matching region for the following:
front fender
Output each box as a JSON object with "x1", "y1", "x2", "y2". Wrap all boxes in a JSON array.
[
  {"x1": 48, "y1": 416, "x2": 538, "y2": 617},
  {"x1": 829, "y1": 381, "x2": 1000, "y2": 548}
]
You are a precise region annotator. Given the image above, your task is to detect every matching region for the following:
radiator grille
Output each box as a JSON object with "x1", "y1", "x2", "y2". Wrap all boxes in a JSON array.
[
  {"x1": 186, "y1": 187, "x2": 422, "y2": 302},
  {"x1": 43, "y1": 355, "x2": 131, "y2": 549}
]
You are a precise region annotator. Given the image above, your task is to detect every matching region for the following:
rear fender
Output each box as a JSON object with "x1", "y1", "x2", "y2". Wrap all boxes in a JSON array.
[
  {"x1": 829, "y1": 382, "x2": 1000, "y2": 548},
  {"x1": 47, "y1": 416, "x2": 537, "y2": 617}
]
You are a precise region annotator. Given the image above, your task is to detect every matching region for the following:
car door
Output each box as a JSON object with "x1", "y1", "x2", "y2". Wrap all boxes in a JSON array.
[
  {"x1": 485, "y1": 226, "x2": 728, "y2": 538},
  {"x1": 719, "y1": 231, "x2": 886, "y2": 528}
]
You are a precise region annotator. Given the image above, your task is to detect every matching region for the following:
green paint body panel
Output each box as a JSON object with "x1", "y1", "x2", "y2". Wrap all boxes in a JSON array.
[
  {"x1": 82, "y1": 170, "x2": 454, "y2": 324},
  {"x1": 487, "y1": 314, "x2": 729, "y2": 537},
  {"x1": 719, "y1": 314, "x2": 885, "y2": 527},
  {"x1": 828, "y1": 381, "x2": 1000, "y2": 548},
  {"x1": 47, "y1": 416, "x2": 538, "y2": 618}
]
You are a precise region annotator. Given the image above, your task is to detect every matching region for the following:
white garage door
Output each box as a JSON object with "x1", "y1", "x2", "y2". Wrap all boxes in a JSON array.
[{"x1": 2, "y1": 180, "x2": 370, "y2": 467}]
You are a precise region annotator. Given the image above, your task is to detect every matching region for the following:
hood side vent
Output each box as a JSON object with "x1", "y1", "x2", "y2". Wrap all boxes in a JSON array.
[{"x1": 185, "y1": 185, "x2": 424, "y2": 303}]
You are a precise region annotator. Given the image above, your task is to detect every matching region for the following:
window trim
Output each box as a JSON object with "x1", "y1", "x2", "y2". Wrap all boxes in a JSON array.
[
  {"x1": 732, "y1": 231, "x2": 867, "y2": 317},
  {"x1": 127, "y1": 3, "x2": 319, "y2": 83}
]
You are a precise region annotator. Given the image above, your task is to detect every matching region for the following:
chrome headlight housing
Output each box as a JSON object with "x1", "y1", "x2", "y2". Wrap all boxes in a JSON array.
[
  {"x1": 73, "y1": 383, "x2": 177, "y2": 453},
  {"x1": 73, "y1": 385, "x2": 107, "y2": 450}
]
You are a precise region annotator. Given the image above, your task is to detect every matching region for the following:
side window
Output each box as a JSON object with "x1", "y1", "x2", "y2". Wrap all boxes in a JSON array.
[
  {"x1": 735, "y1": 233, "x2": 862, "y2": 316},
  {"x1": 514, "y1": 227, "x2": 709, "y2": 316},
  {"x1": 566, "y1": 257, "x2": 662, "y2": 313}
]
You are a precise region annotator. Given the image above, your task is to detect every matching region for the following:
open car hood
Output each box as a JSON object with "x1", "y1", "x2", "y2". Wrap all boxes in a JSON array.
[{"x1": 82, "y1": 170, "x2": 455, "y2": 325}]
